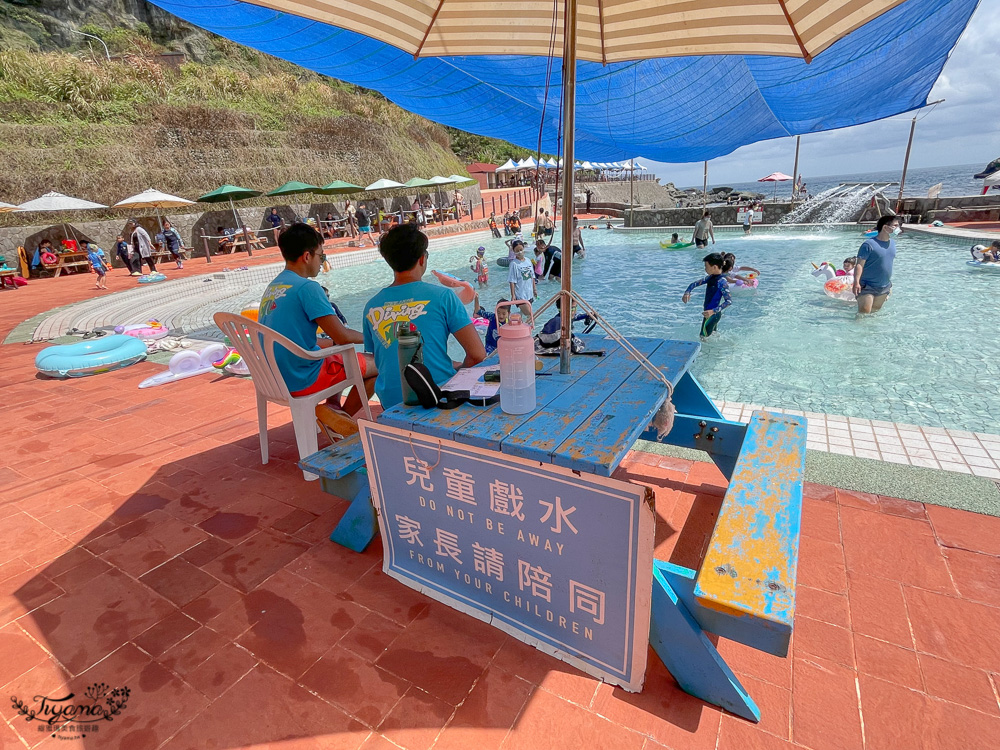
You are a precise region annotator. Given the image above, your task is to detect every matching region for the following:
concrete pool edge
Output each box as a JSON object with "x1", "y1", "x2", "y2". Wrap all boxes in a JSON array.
[{"x1": 634, "y1": 439, "x2": 1000, "y2": 517}]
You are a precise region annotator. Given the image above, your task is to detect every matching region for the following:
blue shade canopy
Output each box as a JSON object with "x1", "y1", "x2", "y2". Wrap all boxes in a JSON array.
[{"x1": 151, "y1": 0, "x2": 978, "y2": 163}]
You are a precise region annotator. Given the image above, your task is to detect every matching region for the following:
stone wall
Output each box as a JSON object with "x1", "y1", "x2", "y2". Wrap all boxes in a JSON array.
[{"x1": 627, "y1": 203, "x2": 789, "y2": 228}]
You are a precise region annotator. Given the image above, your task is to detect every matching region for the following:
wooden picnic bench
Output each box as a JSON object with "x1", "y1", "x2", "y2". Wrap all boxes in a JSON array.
[
  {"x1": 226, "y1": 235, "x2": 266, "y2": 254},
  {"x1": 299, "y1": 335, "x2": 806, "y2": 721},
  {"x1": 150, "y1": 246, "x2": 191, "y2": 265},
  {"x1": 319, "y1": 219, "x2": 350, "y2": 238},
  {"x1": 49, "y1": 252, "x2": 91, "y2": 278},
  {"x1": 650, "y1": 410, "x2": 805, "y2": 720},
  {"x1": 0, "y1": 267, "x2": 18, "y2": 289}
]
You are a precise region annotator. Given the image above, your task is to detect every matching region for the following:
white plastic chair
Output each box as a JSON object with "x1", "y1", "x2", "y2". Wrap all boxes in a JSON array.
[{"x1": 214, "y1": 312, "x2": 372, "y2": 481}]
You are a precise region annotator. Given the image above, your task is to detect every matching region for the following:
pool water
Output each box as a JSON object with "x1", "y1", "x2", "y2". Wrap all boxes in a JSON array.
[{"x1": 316, "y1": 227, "x2": 1000, "y2": 433}]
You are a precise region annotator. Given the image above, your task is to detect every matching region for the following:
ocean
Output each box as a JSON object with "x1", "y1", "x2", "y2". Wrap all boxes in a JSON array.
[{"x1": 683, "y1": 163, "x2": 992, "y2": 200}]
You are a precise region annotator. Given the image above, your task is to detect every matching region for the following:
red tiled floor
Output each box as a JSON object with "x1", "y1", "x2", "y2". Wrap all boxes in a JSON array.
[
  {"x1": 840, "y1": 506, "x2": 955, "y2": 593},
  {"x1": 138, "y1": 557, "x2": 222, "y2": 607},
  {"x1": 917, "y1": 653, "x2": 1000, "y2": 715},
  {"x1": 858, "y1": 674, "x2": 1000, "y2": 750},
  {"x1": 183, "y1": 642, "x2": 258, "y2": 700},
  {"x1": 846, "y1": 572, "x2": 914, "y2": 648},
  {"x1": 504, "y1": 687, "x2": 647, "y2": 750},
  {"x1": 163, "y1": 664, "x2": 369, "y2": 750},
  {"x1": 433, "y1": 666, "x2": 532, "y2": 750},
  {"x1": 377, "y1": 686, "x2": 455, "y2": 750},
  {"x1": 927, "y1": 504, "x2": 1000, "y2": 556},
  {"x1": 790, "y1": 655, "x2": 864, "y2": 750},
  {"x1": 791, "y1": 615, "x2": 855, "y2": 668},
  {"x1": 18, "y1": 567, "x2": 175, "y2": 675},
  {"x1": 853, "y1": 634, "x2": 923, "y2": 690},
  {"x1": 0, "y1": 624, "x2": 51, "y2": 687},
  {"x1": 375, "y1": 603, "x2": 503, "y2": 705},
  {"x1": 300, "y1": 645, "x2": 410, "y2": 728},
  {"x1": 904, "y1": 587, "x2": 1000, "y2": 671},
  {"x1": 941, "y1": 546, "x2": 1000, "y2": 608},
  {"x1": 5, "y1": 271, "x2": 1000, "y2": 748},
  {"x1": 590, "y1": 648, "x2": 723, "y2": 750}
]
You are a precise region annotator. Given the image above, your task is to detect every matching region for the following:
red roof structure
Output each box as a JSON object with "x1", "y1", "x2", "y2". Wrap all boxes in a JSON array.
[{"x1": 467, "y1": 162, "x2": 498, "y2": 189}]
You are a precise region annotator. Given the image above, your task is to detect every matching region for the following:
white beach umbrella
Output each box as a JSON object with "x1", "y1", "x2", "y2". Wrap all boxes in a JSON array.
[
  {"x1": 114, "y1": 188, "x2": 195, "y2": 231},
  {"x1": 364, "y1": 178, "x2": 407, "y2": 191},
  {"x1": 519, "y1": 156, "x2": 539, "y2": 170},
  {"x1": 17, "y1": 192, "x2": 107, "y2": 212},
  {"x1": 17, "y1": 191, "x2": 109, "y2": 248},
  {"x1": 496, "y1": 159, "x2": 518, "y2": 172}
]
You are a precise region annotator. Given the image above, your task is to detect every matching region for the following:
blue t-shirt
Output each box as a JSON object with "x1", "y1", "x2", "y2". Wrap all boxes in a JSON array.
[
  {"x1": 857, "y1": 237, "x2": 896, "y2": 288},
  {"x1": 476, "y1": 307, "x2": 500, "y2": 354},
  {"x1": 258, "y1": 269, "x2": 335, "y2": 392},
  {"x1": 364, "y1": 280, "x2": 472, "y2": 408},
  {"x1": 87, "y1": 250, "x2": 105, "y2": 272}
]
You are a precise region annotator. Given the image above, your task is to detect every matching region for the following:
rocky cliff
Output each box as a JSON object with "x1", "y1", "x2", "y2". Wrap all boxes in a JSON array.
[{"x1": 0, "y1": 0, "x2": 499, "y2": 219}]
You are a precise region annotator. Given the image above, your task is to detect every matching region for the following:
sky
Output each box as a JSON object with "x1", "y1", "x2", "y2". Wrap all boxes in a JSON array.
[{"x1": 639, "y1": 1, "x2": 1000, "y2": 188}]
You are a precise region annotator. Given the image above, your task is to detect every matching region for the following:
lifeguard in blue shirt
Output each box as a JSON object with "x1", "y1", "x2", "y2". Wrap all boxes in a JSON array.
[
  {"x1": 258, "y1": 224, "x2": 377, "y2": 416},
  {"x1": 363, "y1": 224, "x2": 486, "y2": 408}
]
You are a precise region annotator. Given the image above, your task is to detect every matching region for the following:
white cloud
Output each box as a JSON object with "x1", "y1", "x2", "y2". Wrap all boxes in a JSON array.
[{"x1": 643, "y1": 2, "x2": 1000, "y2": 186}]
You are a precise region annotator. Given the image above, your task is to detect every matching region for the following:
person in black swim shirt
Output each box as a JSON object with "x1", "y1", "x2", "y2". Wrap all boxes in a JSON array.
[{"x1": 682, "y1": 252, "x2": 733, "y2": 339}]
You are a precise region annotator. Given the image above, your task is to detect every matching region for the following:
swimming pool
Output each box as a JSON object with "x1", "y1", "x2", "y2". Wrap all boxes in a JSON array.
[
  {"x1": 318, "y1": 226, "x2": 999, "y2": 433},
  {"x1": 32, "y1": 226, "x2": 994, "y2": 433}
]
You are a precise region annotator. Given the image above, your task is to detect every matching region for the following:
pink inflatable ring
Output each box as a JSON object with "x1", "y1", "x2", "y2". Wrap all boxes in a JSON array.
[{"x1": 432, "y1": 270, "x2": 476, "y2": 304}]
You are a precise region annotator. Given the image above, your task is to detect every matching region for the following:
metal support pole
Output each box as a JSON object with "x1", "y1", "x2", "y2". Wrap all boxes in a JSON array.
[
  {"x1": 558, "y1": 0, "x2": 578, "y2": 375},
  {"x1": 896, "y1": 115, "x2": 916, "y2": 213},
  {"x1": 791, "y1": 135, "x2": 801, "y2": 208},
  {"x1": 702, "y1": 161, "x2": 708, "y2": 208},
  {"x1": 629, "y1": 158, "x2": 635, "y2": 218}
]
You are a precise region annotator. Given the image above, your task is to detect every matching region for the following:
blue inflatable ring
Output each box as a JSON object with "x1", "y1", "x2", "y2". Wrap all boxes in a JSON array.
[
  {"x1": 35, "y1": 334, "x2": 148, "y2": 378},
  {"x1": 138, "y1": 272, "x2": 167, "y2": 284}
]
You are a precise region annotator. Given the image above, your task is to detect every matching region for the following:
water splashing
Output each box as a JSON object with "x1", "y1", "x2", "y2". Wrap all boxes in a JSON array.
[{"x1": 780, "y1": 183, "x2": 897, "y2": 225}]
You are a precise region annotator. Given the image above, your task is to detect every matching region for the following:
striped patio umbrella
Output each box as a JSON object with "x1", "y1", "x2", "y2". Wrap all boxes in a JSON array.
[{"x1": 203, "y1": 0, "x2": 935, "y2": 371}]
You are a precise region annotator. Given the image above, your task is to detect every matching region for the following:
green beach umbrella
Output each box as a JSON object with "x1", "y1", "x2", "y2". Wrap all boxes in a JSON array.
[
  {"x1": 266, "y1": 180, "x2": 320, "y2": 197},
  {"x1": 403, "y1": 177, "x2": 436, "y2": 188},
  {"x1": 447, "y1": 174, "x2": 476, "y2": 185},
  {"x1": 317, "y1": 180, "x2": 364, "y2": 195},
  {"x1": 197, "y1": 184, "x2": 262, "y2": 228}
]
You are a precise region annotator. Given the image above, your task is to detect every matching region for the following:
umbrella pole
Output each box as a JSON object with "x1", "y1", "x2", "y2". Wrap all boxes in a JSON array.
[
  {"x1": 558, "y1": 0, "x2": 578, "y2": 375},
  {"x1": 231, "y1": 197, "x2": 253, "y2": 257},
  {"x1": 791, "y1": 135, "x2": 801, "y2": 208},
  {"x1": 702, "y1": 161, "x2": 708, "y2": 208}
]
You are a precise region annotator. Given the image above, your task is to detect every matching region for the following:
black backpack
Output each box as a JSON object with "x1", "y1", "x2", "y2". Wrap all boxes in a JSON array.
[{"x1": 403, "y1": 362, "x2": 499, "y2": 410}]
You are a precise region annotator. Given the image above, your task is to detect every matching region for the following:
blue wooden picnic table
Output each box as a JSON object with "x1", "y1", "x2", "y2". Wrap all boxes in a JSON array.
[
  {"x1": 300, "y1": 333, "x2": 806, "y2": 722},
  {"x1": 378, "y1": 334, "x2": 703, "y2": 477}
]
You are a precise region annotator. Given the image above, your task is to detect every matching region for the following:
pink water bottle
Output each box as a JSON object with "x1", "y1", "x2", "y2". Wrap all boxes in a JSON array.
[{"x1": 496, "y1": 301, "x2": 536, "y2": 414}]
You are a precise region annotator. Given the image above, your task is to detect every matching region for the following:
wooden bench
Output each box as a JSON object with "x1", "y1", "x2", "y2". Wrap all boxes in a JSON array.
[
  {"x1": 0, "y1": 268, "x2": 17, "y2": 289},
  {"x1": 649, "y1": 410, "x2": 806, "y2": 721},
  {"x1": 150, "y1": 247, "x2": 190, "y2": 265},
  {"x1": 51, "y1": 253, "x2": 91, "y2": 278},
  {"x1": 299, "y1": 435, "x2": 377, "y2": 552}
]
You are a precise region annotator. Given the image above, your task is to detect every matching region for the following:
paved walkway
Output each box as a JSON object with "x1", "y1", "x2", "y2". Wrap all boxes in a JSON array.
[
  {"x1": 2, "y1": 225, "x2": 1000, "y2": 749},
  {"x1": 719, "y1": 401, "x2": 1000, "y2": 478}
]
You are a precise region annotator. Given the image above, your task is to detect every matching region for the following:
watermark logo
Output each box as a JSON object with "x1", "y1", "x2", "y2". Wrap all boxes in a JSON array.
[{"x1": 10, "y1": 682, "x2": 130, "y2": 740}]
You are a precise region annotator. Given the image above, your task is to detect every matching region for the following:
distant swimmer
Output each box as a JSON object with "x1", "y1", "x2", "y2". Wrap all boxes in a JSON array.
[{"x1": 691, "y1": 210, "x2": 716, "y2": 248}]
